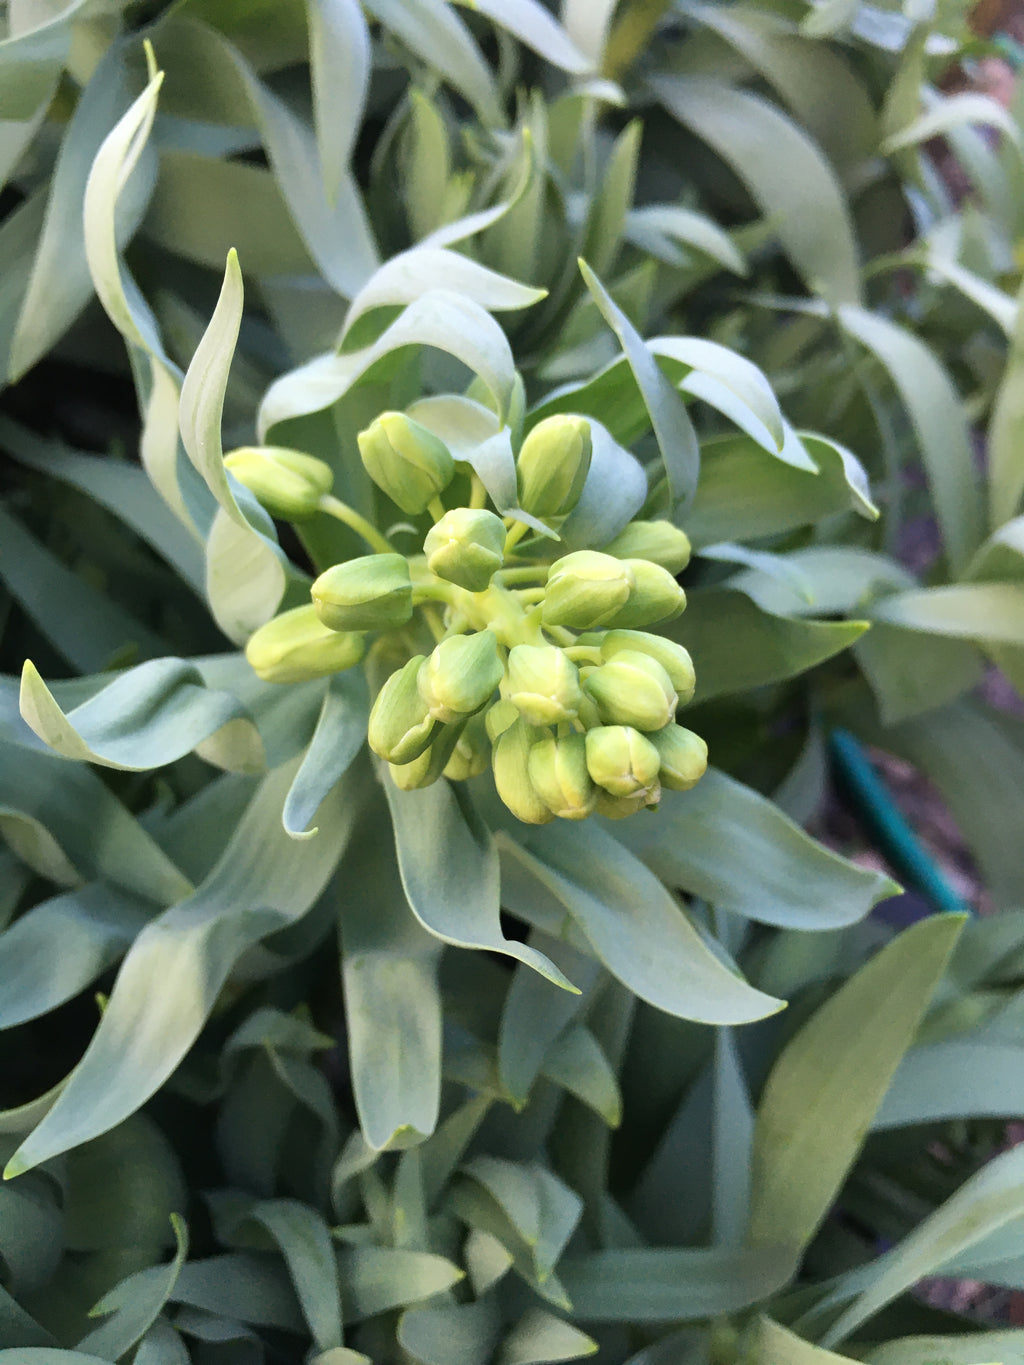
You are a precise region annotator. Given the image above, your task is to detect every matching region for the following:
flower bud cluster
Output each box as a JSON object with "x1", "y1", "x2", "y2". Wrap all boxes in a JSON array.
[{"x1": 238, "y1": 409, "x2": 707, "y2": 824}]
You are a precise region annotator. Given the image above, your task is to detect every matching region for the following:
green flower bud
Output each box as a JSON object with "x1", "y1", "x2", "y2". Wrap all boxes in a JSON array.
[
  {"x1": 517, "y1": 414, "x2": 593, "y2": 518},
  {"x1": 423, "y1": 507, "x2": 506, "y2": 592},
  {"x1": 224, "y1": 446, "x2": 333, "y2": 520},
  {"x1": 528, "y1": 733, "x2": 596, "y2": 821},
  {"x1": 583, "y1": 650, "x2": 677, "y2": 731},
  {"x1": 602, "y1": 520, "x2": 691, "y2": 574},
  {"x1": 245, "y1": 605, "x2": 365, "y2": 684},
  {"x1": 418, "y1": 630, "x2": 503, "y2": 723},
  {"x1": 486, "y1": 698, "x2": 520, "y2": 742},
  {"x1": 506, "y1": 644, "x2": 582, "y2": 726},
  {"x1": 444, "y1": 713, "x2": 490, "y2": 782},
  {"x1": 358, "y1": 411, "x2": 455, "y2": 515},
  {"x1": 368, "y1": 656, "x2": 436, "y2": 764},
  {"x1": 599, "y1": 630, "x2": 696, "y2": 704},
  {"x1": 542, "y1": 551, "x2": 634, "y2": 630},
  {"x1": 585, "y1": 725, "x2": 661, "y2": 798},
  {"x1": 388, "y1": 719, "x2": 465, "y2": 792},
  {"x1": 650, "y1": 724, "x2": 708, "y2": 791},
  {"x1": 312, "y1": 553, "x2": 413, "y2": 632},
  {"x1": 602, "y1": 559, "x2": 686, "y2": 630},
  {"x1": 595, "y1": 788, "x2": 660, "y2": 820},
  {"x1": 492, "y1": 718, "x2": 553, "y2": 825}
]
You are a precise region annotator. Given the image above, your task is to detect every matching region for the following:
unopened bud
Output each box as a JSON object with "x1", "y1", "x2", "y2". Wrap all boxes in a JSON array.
[
  {"x1": 650, "y1": 724, "x2": 708, "y2": 791},
  {"x1": 358, "y1": 412, "x2": 454, "y2": 515},
  {"x1": 368, "y1": 656, "x2": 436, "y2": 764},
  {"x1": 492, "y1": 718, "x2": 553, "y2": 825},
  {"x1": 585, "y1": 725, "x2": 661, "y2": 798},
  {"x1": 506, "y1": 644, "x2": 582, "y2": 726},
  {"x1": 418, "y1": 630, "x2": 503, "y2": 723},
  {"x1": 312, "y1": 553, "x2": 413, "y2": 632},
  {"x1": 595, "y1": 788, "x2": 660, "y2": 820},
  {"x1": 602, "y1": 559, "x2": 686, "y2": 629},
  {"x1": 542, "y1": 551, "x2": 634, "y2": 630},
  {"x1": 486, "y1": 698, "x2": 520, "y2": 742},
  {"x1": 528, "y1": 733, "x2": 596, "y2": 821},
  {"x1": 224, "y1": 446, "x2": 333, "y2": 520},
  {"x1": 583, "y1": 650, "x2": 677, "y2": 731},
  {"x1": 424, "y1": 507, "x2": 506, "y2": 592},
  {"x1": 443, "y1": 713, "x2": 490, "y2": 781},
  {"x1": 245, "y1": 605, "x2": 365, "y2": 683},
  {"x1": 387, "y1": 720, "x2": 465, "y2": 791},
  {"x1": 602, "y1": 520, "x2": 691, "y2": 574},
  {"x1": 517, "y1": 415, "x2": 592, "y2": 518},
  {"x1": 600, "y1": 630, "x2": 695, "y2": 704}
]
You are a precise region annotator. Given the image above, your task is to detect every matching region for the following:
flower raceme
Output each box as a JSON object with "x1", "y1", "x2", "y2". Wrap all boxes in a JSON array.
[{"x1": 237, "y1": 411, "x2": 708, "y2": 823}]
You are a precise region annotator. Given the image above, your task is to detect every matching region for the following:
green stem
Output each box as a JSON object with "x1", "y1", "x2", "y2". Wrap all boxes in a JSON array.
[
  {"x1": 469, "y1": 474, "x2": 489, "y2": 510},
  {"x1": 504, "y1": 520, "x2": 530, "y2": 555},
  {"x1": 318, "y1": 495, "x2": 393, "y2": 555},
  {"x1": 421, "y1": 605, "x2": 446, "y2": 643},
  {"x1": 497, "y1": 565, "x2": 549, "y2": 586},
  {"x1": 428, "y1": 496, "x2": 447, "y2": 524}
]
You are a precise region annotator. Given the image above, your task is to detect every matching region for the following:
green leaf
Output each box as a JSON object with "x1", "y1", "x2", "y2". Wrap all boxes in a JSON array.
[
  {"x1": 866, "y1": 1331, "x2": 1024, "y2": 1365},
  {"x1": 989, "y1": 274, "x2": 1024, "y2": 528},
  {"x1": 234, "y1": 1199, "x2": 343, "y2": 1350},
  {"x1": 876, "y1": 1037, "x2": 1024, "y2": 1129},
  {"x1": 76, "y1": 1215, "x2": 188, "y2": 1360},
  {"x1": 613, "y1": 769, "x2": 897, "y2": 929},
  {"x1": 625, "y1": 205, "x2": 747, "y2": 275},
  {"x1": 384, "y1": 776, "x2": 573, "y2": 988},
  {"x1": 747, "y1": 916, "x2": 964, "y2": 1255},
  {"x1": 655, "y1": 339, "x2": 785, "y2": 454},
  {"x1": 170, "y1": 1254, "x2": 304, "y2": 1332},
  {"x1": 752, "y1": 1318, "x2": 859, "y2": 1364},
  {"x1": 854, "y1": 624, "x2": 985, "y2": 726},
  {"x1": 560, "y1": 420, "x2": 649, "y2": 550},
  {"x1": 499, "y1": 936, "x2": 599, "y2": 1106},
  {"x1": 822, "y1": 1140, "x2": 1024, "y2": 1347},
  {"x1": 336, "y1": 1245, "x2": 463, "y2": 1319},
  {"x1": 580, "y1": 259, "x2": 699, "y2": 508},
  {"x1": 654, "y1": 75, "x2": 861, "y2": 306},
  {"x1": 558, "y1": 1245, "x2": 789, "y2": 1322},
  {"x1": 839, "y1": 304, "x2": 982, "y2": 576},
  {"x1": 883, "y1": 90, "x2": 1020, "y2": 153},
  {"x1": 339, "y1": 797, "x2": 443, "y2": 1150},
  {"x1": 399, "y1": 1299, "x2": 500, "y2": 1365},
  {"x1": 283, "y1": 673, "x2": 368, "y2": 838},
  {"x1": 460, "y1": 1155, "x2": 583, "y2": 1282},
  {"x1": 4, "y1": 759, "x2": 359, "y2": 1176},
  {"x1": 498, "y1": 819, "x2": 783, "y2": 1023},
  {"x1": 667, "y1": 587, "x2": 868, "y2": 702},
  {"x1": 498, "y1": 1308, "x2": 597, "y2": 1364},
  {"x1": 308, "y1": 0, "x2": 370, "y2": 205},
  {"x1": 453, "y1": 0, "x2": 592, "y2": 73},
  {"x1": 363, "y1": 0, "x2": 500, "y2": 123},
  {"x1": 870, "y1": 583, "x2": 1024, "y2": 643},
  {"x1": 19, "y1": 658, "x2": 264, "y2": 774},
  {"x1": 543, "y1": 1024, "x2": 622, "y2": 1127}
]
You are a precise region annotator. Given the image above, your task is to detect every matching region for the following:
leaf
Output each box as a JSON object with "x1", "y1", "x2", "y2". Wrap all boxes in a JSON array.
[
  {"x1": 19, "y1": 658, "x2": 264, "y2": 774},
  {"x1": 398, "y1": 1299, "x2": 499, "y2": 1365},
  {"x1": 543, "y1": 1024, "x2": 621, "y2": 1127},
  {"x1": 498, "y1": 1308, "x2": 597, "y2": 1364},
  {"x1": 499, "y1": 936, "x2": 599, "y2": 1106},
  {"x1": 283, "y1": 673, "x2": 368, "y2": 837},
  {"x1": 557, "y1": 1245, "x2": 789, "y2": 1322},
  {"x1": 383, "y1": 776, "x2": 573, "y2": 988},
  {"x1": 170, "y1": 1254, "x2": 304, "y2": 1332},
  {"x1": 654, "y1": 338, "x2": 785, "y2": 453},
  {"x1": 989, "y1": 274, "x2": 1024, "y2": 529},
  {"x1": 342, "y1": 247, "x2": 546, "y2": 340},
  {"x1": 308, "y1": 0, "x2": 370, "y2": 204},
  {"x1": 666, "y1": 587, "x2": 868, "y2": 702},
  {"x1": 822, "y1": 1141, "x2": 1024, "y2": 1347},
  {"x1": 454, "y1": 0, "x2": 592, "y2": 73},
  {"x1": 625, "y1": 205, "x2": 747, "y2": 275},
  {"x1": 236, "y1": 1199, "x2": 343, "y2": 1351},
  {"x1": 747, "y1": 916, "x2": 964, "y2": 1255},
  {"x1": 839, "y1": 304, "x2": 982, "y2": 576},
  {"x1": 876, "y1": 1038, "x2": 1024, "y2": 1129},
  {"x1": 76, "y1": 1215, "x2": 188, "y2": 1360},
  {"x1": 363, "y1": 0, "x2": 500, "y2": 123},
  {"x1": 613, "y1": 769, "x2": 897, "y2": 930},
  {"x1": 336, "y1": 1245, "x2": 463, "y2": 1319},
  {"x1": 339, "y1": 798, "x2": 443, "y2": 1150},
  {"x1": 866, "y1": 1331, "x2": 1024, "y2": 1365},
  {"x1": 0, "y1": 506, "x2": 167, "y2": 672},
  {"x1": 580, "y1": 259, "x2": 699, "y2": 507},
  {"x1": 869, "y1": 583, "x2": 1024, "y2": 643},
  {"x1": 854, "y1": 623, "x2": 985, "y2": 726},
  {"x1": 460, "y1": 1155, "x2": 583, "y2": 1282},
  {"x1": 0, "y1": 882, "x2": 149, "y2": 1029},
  {"x1": 559, "y1": 419, "x2": 648, "y2": 550},
  {"x1": 654, "y1": 75, "x2": 861, "y2": 307},
  {"x1": 498, "y1": 818, "x2": 784, "y2": 1023},
  {"x1": 752, "y1": 1318, "x2": 859, "y2": 1364},
  {"x1": 4, "y1": 759, "x2": 360, "y2": 1176},
  {"x1": 560, "y1": 0, "x2": 618, "y2": 67},
  {"x1": 883, "y1": 91, "x2": 1020, "y2": 153}
]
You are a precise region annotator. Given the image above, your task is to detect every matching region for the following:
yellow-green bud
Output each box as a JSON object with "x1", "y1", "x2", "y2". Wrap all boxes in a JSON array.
[
  {"x1": 602, "y1": 520, "x2": 691, "y2": 574},
  {"x1": 486, "y1": 698, "x2": 520, "y2": 742},
  {"x1": 443, "y1": 713, "x2": 490, "y2": 781},
  {"x1": 418, "y1": 630, "x2": 503, "y2": 723},
  {"x1": 517, "y1": 415, "x2": 593, "y2": 518},
  {"x1": 492, "y1": 718, "x2": 553, "y2": 825},
  {"x1": 599, "y1": 630, "x2": 696, "y2": 704},
  {"x1": 602, "y1": 559, "x2": 686, "y2": 630},
  {"x1": 542, "y1": 551, "x2": 634, "y2": 630},
  {"x1": 583, "y1": 650, "x2": 677, "y2": 731},
  {"x1": 388, "y1": 720, "x2": 464, "y2": 791},
  {"x1": 506, "y1": 644, "x2": 582, "y2": 726},
  {"x1": 224, "y1": 446, "x2": 333, "y2": 520},
  {"x1": 368, "y1": 656, "x2": 436, "y2": 764},
  {"x1": 423, "y1": 508, "x2": 506, "y2": 592},
  {"x1": 595, "y1": 788, "x2": 660, "y2": 820},
  {"x1": 585, "y1": 725, "x2": 661, "y2": 799},
  {"x1": 245, "y1": 605, "x2": 365, "y2": 684},
  {"x1": 312, "y1": 553, "x2": 413, "y2": 632},
  {"x1": 528, "y1": 733, "x2": 596, "y2": 821},
  {"x1": 650, "y1": 724, "x2": 708, "y2": 791},
  {"x1": 357, "y1": 411, "x2": 455, "y2": 514}
]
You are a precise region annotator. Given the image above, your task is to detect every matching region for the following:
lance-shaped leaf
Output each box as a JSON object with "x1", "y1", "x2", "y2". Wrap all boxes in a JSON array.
[
  {"x1": 363, "y1": 0, "x2": 500, "y2": 124},
  {"x1": 283, "y1": 672, "x2": 368, "y2": 838},
  {"x1": 308, "y1": 0, "x2": 370, "y2": 206},
  {"x1": 75, "y1": 1215, "x2": 188, "y2": 1361}
]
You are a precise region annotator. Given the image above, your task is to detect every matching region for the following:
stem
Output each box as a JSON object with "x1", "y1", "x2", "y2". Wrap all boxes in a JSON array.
[
  {"x1": 318, "y1": 495, "x2": 393, "y2": 555},
  {"x1": 497, "y1": 565, "x2": 549, "y2": 586},
  {"x1": 428, "y1": 496, "x2": 447, "y2": 524},
  {"x1": 469, "y1": 474, "x2": 489, "y2": 510},
  {"x1": 514, "y1": 588, "x2": 546, "y2": 605},
  {"x1": 504, "y1": 521, "x2": 530, "y2": 555},
  {"x1": 421, "y1": 605, "x2": 446, "y2": 643}
]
